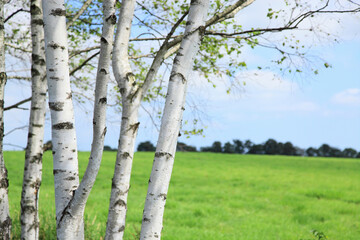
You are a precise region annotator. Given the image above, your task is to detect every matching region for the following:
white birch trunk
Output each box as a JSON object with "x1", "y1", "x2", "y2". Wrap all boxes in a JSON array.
[
  {"x1": 54, "y1": 0, "x2": 116, "y2": 238},
  {"x1": 42, "y1": 1, "x2": 82, "y2": 239},
  {"x1": 0, "y1": 1, "x2": 11, "y2": 239},
  {"x1": 105, "y1": 1, "x2": 140, "y2": 239},
  {"x1": 105, "y1": 1, "x2": 193, "y2": 238},
  {"x1": 140, "y1": 1, "x2": 210, "y2": 239},
  {"x1": 20, "y1": 1, "x2": 47, "y2": 239}
]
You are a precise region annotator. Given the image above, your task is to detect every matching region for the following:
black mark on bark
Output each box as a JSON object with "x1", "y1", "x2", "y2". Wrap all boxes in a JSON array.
[
  {"x1": 155, "y1": 152, "x2": 173, "y2": 159},
  {"x1": 31, "y1": 68, "x2": 40, "y2": 77},
  {"x1": 158, "y1": 193, "x2": 167, "y2": 200},
  {"x1": 128, "y1": 122, "x2": 140, "y2": 134},
  {"x1": 99, "y1": 97, "x2": 107, "y2": 104},
  {"x1": 106, "y1": 14, "x2": 117, "y2": 25},
  {"x1": 48, "y1": 43, "x2": 65, "y2": 50},
  {"x1": 31, "y1": 19, "x2": 44, "y2": 26},
  {"x1": 64, "y1": 176, "x2": 75, "y2": 181},
  {"x1": 52, "y1": 122, "x2": 74, "y2": 130},
  {"x1": 114, "y1": 199, "x2": 127, "y2": 207},
  {"x1": 99, "y1": 68, "x2": 108, "y2": 74},
  {"x1": 50, "y1": 8, "x2": 66, "y2": 16},
  {"x1": 170, "y1": 72, "x2": 186, "y2": 83},
  {"x1": 30, "y1": 4, "x2": 42, "y2": 15},
  {"x1": 49, "y1": 102, "x2": 64, "y2": 111},
  {"x1": 53, "y1": 169, "x2": 66, "y2": 175}
]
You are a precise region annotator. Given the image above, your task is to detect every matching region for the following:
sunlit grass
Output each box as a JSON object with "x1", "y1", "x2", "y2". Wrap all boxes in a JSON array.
[{"x1": 5, "y1": 151, "x2": 360, "y2": 239}]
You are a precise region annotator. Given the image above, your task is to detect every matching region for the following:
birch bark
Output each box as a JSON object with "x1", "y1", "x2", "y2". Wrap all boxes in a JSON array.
[
  {"x1": 105, "y1": 2, "x2": 191, "y2": 238},
  {"x1": 140, "y1": 1, "x2": 210, "y2": 239},
  {"x1": 42, "y1": 1, "x2": 81, "y2": 238},
  {"x1": 52, "y1": 0, "x2": 116, "y2": 238},
  {"x1": 20, "y1": 1, "x2": 47, "y2": 239},
  {"x1": 43, "y1": 0, "x2": 115, "y2": 238},
  {"x1": 0, "y1": 0, "x2": 11, "y2": 239},
  {"x1": 105, "y1": 1, "x2": 140, "y2": 239}
]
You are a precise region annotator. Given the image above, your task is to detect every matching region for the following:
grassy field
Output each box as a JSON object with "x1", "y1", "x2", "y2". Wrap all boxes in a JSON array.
[{"x1": 4, "y1": 151, "x2": 360, "y2": 239}]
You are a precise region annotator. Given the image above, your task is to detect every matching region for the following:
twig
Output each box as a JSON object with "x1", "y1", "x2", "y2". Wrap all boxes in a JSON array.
[
  {"x1": 4, "y1": 97, "x2": 31, "y2": 111},
  {"x1": 4, "y1": 125, "x2": 28, "y2": 136},
  {"x1": 66, "y1": 0, "x2": 93, "y2": 29},
  {"x1": 5, "y1": 8, "x2": 30, "y2": 23}
]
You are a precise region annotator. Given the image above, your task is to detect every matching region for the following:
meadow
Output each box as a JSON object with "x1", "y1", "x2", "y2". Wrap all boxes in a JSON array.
[{"x1": 4, "y1": 151, "x2": 360, "y2": 239}]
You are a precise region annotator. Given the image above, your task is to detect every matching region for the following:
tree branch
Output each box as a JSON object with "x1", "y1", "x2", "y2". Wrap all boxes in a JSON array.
[
  {"x1": 5, "y1": 43, "x2": 31, "y2": 53},
  {"x1": 66, "y1": 0, "x2": 93, "y2": 29},
  {"x1": 5, "y1": 8, "x2": 30, "y2": 23},
  {"x1": 4, "y1": 97, "x2": 31, "y2": 111},
  {"x1": 69, "y1": 45, "x2": 100, "y2": 58},
  {"x1": 7, "y1": 75, "x2": 31, "y2": 81},
  {"x1": 136, "y1": 1, "x2": 174, "y2": 24},
  {"x1": 4, "y1": 125, "x2": 28, "y2": 136},
  {"x1": 69, "y1": 51, "x2": 100, "y2": 76}
]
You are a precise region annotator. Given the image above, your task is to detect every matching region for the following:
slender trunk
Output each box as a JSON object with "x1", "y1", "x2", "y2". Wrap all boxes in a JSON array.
[
  {"x1": 105, "y1": 99, "x2": 141, "y2": 240},
  {"x1": 53, "y1": 0, "x2": 116, "y2": 238},
  {"x1": 0, "y1": 1, "x2": 11, "y2": 239},
  {"x1": 20, "y1": 1, "x2": 47, "y2": 239},
  {"x1": 105, "y1": 1, "x2": 138, "y2": 239},
  {"x1": 105, "y1": 1, "x2": 190, "y2": 238},
  {"x1": 42, "y1": 1, "x2": 82, "y2": 239},
  {"x1": 140, "y1": 1, "x2": 210, "y2": 239}
]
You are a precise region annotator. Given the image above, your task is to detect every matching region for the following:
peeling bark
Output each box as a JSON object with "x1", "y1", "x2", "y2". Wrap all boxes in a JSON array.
[
  {"x1": 140, "y1": 1, "x2": 210, "y2": 239},
  {"x1": 20, "y1": 1, "x2": 47, "y2": 239},
  {"x1": 0, "y1": 1, "x2": 11, "y2": 239}
]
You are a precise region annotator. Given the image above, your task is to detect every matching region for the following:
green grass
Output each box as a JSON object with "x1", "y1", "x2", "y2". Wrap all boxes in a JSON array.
[{"x1": 4, "y1": 151, "x2": 360, "y2": 239}]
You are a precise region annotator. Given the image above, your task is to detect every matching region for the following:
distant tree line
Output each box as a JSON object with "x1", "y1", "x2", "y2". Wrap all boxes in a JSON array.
[{"x1": 135, "y1": 139, "x2": 360, "y2": 158}]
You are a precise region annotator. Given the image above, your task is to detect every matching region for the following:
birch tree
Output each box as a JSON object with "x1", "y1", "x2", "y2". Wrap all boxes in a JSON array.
[
  {"x1": 20, "y1": 0, "x2": 47, "y2": 239},
  {"x1": 42, "y1": 0, "x2": 115, "y2": 238},
  {"x1": 140, "y1": 0, "x2": 210, "y2": 238},
  {"x1": 0, "y1": 0, "x2": 11, "y2": 239}
]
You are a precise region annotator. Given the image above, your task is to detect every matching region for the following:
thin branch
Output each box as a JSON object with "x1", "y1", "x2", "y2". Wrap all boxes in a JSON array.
[
  {"x1": 129, "y1": 53, "x2": 154, "y2": 59},
  {"x1": 136, "y1": 1, "x2": 174, "y2": 24},
  {"x1": 66, "y1": 0, "x2": 93, "y2": 29},
  {"x1": 69, "y1": 45, "x2": 100, "y2": 58},
  {"x1": 5, "y1": 8, "x2": 30, "y2": 23},
  {"x1": 4, "y1": 97, "x2": 32, "y2": 111},
  {"x1": 69, "y1": 51, "x2": 100, "y2": 76},
  {"x1": 4, "y1": 125, "x2": 28, "y2": 136},
  {"x1": 3, "y1": 143, "x2": 25, "y2": 149},
  {"x1": 134, "y1": 14, "x2": 164, "y2": 37},
  {"x1": 7, "y1": 76, "x2": 31, "y2": 81},
  {"x1": 139, "y1": 9, "x2": 189, "y2": 99},
  {"x1": 130, "y1": 36, "x2": 178, "y2": 41},
  {"x1": 205, "y1": 26, "x2": 297, "y2": 37},
  {"x1": 205, "y1": 0, "x2": 256, "y2": 27},
  {"x1": 5, "y1": 43, "x2": 31, "y2": 53},
  {"x1": 141, "y1": 105, "x2": 159, "y2": 132},
  {"x1": 287, "y1": 1, "x2": 360, "y2": 27}
]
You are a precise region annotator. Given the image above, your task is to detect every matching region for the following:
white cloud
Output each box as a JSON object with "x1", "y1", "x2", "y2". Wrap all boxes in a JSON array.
[{"x1": 332, "y1": 88, "x2": 360, "y2": 105}]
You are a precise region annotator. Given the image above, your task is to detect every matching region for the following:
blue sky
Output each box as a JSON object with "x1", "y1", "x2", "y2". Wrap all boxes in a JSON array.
[{"x1": 4, "y1": 0, "x2": 360, "y2": 151}]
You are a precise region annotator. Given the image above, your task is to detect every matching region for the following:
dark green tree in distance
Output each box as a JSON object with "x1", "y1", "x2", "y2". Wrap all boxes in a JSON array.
[
  {"x1": 283, "y1": 142, "x2": 297, "y2": 155},
  {"x1": 306, "y1": 147, "x2": 318, "y2": 157},
  {"x1": 223, "y1": 141, "x2": 235, "y2": 153},
  {"x1": 342, "y1": 148, "x2": 358, "y2": 158},
  {"x1": 176, "y1": 142, "x2": 197, "y2": 152},
  {"x1": 212, "y1": 141, "x2": 223, "y2": 153},
  {"x1": 137, "y1": 141, "x2": 156, "y2": 152},
  {"x1": 264, "y1": 138, "x2": 280, "y2": 155},
  {"x1": 233, "y1": 140, "x2": 245, "y2": 154}
]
